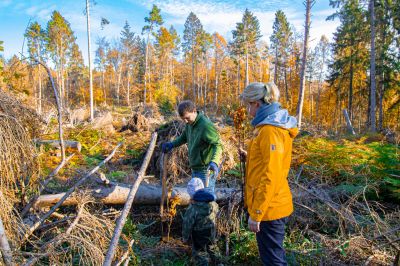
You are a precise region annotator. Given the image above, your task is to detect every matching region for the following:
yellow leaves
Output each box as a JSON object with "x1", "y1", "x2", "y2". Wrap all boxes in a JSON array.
[{"x1": 232, "y1": 106, "x2": 247, "y2": 131}]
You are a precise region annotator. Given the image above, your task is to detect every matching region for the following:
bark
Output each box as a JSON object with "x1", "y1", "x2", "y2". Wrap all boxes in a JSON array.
[{"x1": 35, "y1": 184, "x2": 237, "y2": 208}]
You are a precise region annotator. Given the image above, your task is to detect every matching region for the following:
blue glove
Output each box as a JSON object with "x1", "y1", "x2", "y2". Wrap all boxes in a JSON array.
[
  {"x1": 161, "y1": 142, "x2": 173, "y2": 153},
  {"x1": 208, "y1": 161, "x2": 219, "y2": 176}
]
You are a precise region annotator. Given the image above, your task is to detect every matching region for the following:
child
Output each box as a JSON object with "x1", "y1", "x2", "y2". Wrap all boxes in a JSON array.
[{"x1": 183, "y1": 178, "x2": 219, "y2": 266}]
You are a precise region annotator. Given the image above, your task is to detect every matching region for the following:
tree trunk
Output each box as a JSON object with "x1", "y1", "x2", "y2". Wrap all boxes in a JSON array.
[
  {"x1": 192, "y1": 48, "x2": 196, "y2": 100},
  {"x1": 127, "y1": 70, "x2": 130, "y2": 106},
  {"x1": 237, "y1": 56, "x2": 241, "y2": 97},
  {"x1": 116, "y1": 67, "x2": 122, "y2": 106},
  {"x1": 35, "y1": 184, "x2": 237, "y2": 208},
  {"x1": 245, "y1": 43, "x2": 249, "y2": 87},
  {"x1": 284, "y1": 65, "x2": 289, "y2": 105},
  {"x1": 86, "y1": 0, "x2": 94, "y2": 121},
  {"x1": 103, "y1": 133, "x2": 157, "y2": 266},
  {"x1": 144, "y1": 30, "x2": 151, "y2": 103},
  {"x1": 343, "y1": 109, "x2": 356, "y2": 135},
  {"x1": 369, "y1": 0, "x2": 377, "y2": 132},
  {"x1": 349, "y1": 55, "x2": 354, "y2": 121},
  {"x1": 296, "y1": 0, "x2": 313, "y2": 129},
  {"x1": 274, "y1": 47, "x2": 278, "y2": 84}
]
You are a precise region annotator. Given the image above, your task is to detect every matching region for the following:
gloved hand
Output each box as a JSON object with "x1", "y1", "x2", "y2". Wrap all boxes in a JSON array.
[
  {"x1": 248, "y1": 216, "x2": 260, "y2": 233},
  {"x1": 161, "y1": 142, "x2": 173, "y2": 153},
  {"x1": 208, "y1": 161, "x2": 219, "y2": 176}
]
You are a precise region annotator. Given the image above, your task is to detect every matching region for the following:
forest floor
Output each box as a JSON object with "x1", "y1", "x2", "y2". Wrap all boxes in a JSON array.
[{"x1": 1, "y1": 101, "x2": 399, "y2": 265}]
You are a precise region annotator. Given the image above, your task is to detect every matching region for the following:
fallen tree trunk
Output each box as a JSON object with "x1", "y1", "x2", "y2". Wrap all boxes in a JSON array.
[
  {"x1": 34, "y1": 139, "x2": 82, "y2": 152},
  {"x1": 35, "y1": 184, "x2": 238, "y2": 208}
]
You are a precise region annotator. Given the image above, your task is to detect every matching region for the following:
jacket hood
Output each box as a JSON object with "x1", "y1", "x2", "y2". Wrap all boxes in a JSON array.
[
  {"x1": 193, "y1": 189, "x2": 216, "y2": 202},
  {"x1": 253, "y1": 104, "x2": 298, "y2": 130}
]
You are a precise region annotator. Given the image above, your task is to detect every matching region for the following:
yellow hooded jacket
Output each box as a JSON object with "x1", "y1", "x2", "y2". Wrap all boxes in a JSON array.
[{"x1": 245, "y1": 125, "x2": 299, "y2": 222}]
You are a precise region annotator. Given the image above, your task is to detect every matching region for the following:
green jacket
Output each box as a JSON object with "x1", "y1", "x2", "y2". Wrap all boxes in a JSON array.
[
  {"x1": 172, "y1": 113, "x2": 222, "y2": 171},
  {"x1": 182, "y1": 200, "x2": 218, "y2": 242}
]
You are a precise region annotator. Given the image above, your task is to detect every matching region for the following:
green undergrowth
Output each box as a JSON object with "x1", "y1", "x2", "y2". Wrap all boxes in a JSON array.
[{"x1": 294, "y1": 136, "x2": 400, "y2": 202}]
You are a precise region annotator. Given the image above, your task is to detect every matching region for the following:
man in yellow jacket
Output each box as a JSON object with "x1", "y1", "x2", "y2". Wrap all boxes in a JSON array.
[{"x1": 240, "y1": 82, "x2": 298, "y2": 266}]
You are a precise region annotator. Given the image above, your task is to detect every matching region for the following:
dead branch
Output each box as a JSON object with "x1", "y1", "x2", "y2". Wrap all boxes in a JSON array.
[
  {"x1": 114, "y1": 239, "x2": 134, "y2": 266},
  {"x1": 21, "y1": 153, "x2": 75, "y2": 218},
  {"x1": 22, "y1": 143, "x2": 122, "y2": 243},
  {"x1": 34, "y1": 59, "x2": 65, "y2": 161},
  {"x1": 0, "y1": 216, "x2": 14, "y2": 266},
  {"x1": 290, "y1": 180, "x2": 358, "y2": 225},
  {"x1": 104, "y1": 132, "x2": 157, "y2": 266}
]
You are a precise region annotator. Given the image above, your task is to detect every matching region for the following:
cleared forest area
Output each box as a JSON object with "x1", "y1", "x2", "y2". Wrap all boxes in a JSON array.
[{"x1": 0, "y1": 0, "x2": 399, "y2": 265}]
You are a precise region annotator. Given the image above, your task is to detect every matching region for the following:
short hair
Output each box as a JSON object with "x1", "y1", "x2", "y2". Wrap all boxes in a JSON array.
[
  {"x1": 240, "y1": 82, "x2": 280, "y2": 104},
  {"x1": 178, "y1": 100, "x2": 196, "y2": 116}
]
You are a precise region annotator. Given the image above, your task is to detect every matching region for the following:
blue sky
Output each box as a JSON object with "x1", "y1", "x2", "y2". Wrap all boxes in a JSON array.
[{"x1": 0, "y1": 0, "x2": 340, "y2": 64}]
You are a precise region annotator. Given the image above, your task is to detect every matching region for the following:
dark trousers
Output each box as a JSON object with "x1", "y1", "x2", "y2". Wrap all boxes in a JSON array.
[
  {"x1": 192, "y1": 227, "x2": 217, "y2": 266},
  {"x1": 256, "y1": 217, "x2": 289, "y2": 266}
]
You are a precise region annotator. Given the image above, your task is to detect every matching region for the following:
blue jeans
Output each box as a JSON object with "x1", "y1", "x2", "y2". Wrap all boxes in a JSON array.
[
  {"x1": 191, "y1": 169, "x2": 215, "y2": 194},
  {"x1": 256, "y1": 216, "x2": 289, "y2": 266}
]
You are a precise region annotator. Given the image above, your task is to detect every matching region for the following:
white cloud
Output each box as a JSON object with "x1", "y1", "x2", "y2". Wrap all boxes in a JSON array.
[
  {"x1": 0, "y1": 0, "x2": 12, "y2": 7},
  {"x1": 135, "y1": 0, "x2": 338, "y2": 48}
]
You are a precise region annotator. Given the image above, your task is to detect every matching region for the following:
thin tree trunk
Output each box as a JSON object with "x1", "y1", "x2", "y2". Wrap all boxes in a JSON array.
[
  {"x1": 245, "y1": 43, "x2": 249, "y2": 87},
  {"x1": 127, "y1": 70, "x2": 130, "y2": 106},
  {"x1": 144, "y1": 31, "x2": 151, "y2": 103},
  {"x1": 86, "y1": 0, "x2": 94, "y2": 121},
  {"x1": 103, "y1": 133, "x2": 157, "y2": 266},
  {"x1": 116, "y1": 67, "x2": 122, "y2": 106},
  {"x1": 349, "y1": 55, "x2": 354, "y2": 121},
  {"x1": 192, "y1": 49, "x2": 196, "y2": 100},
  {"x1": 296, "y1": 0, "x2": 314, "y2": 129},
  {"x1": 274, "y1": 48, "x2": 278, "y2": 84},
  {"x1": 369, "y1": 0, "x2": 377, "y2": 132},
  {"x1": 284, "y1": 66, "x2": 289, "y2": 105}
]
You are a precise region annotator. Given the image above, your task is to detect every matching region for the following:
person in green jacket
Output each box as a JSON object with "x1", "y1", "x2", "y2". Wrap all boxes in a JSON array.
[{"x1": 162, "y1": 100, "x2": 222, "y2": 193}]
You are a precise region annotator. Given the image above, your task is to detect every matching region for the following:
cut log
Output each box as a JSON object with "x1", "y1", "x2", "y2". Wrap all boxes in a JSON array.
[
  {"x1": 34, "y1": 184, "x2": 238, "y2": 208},
  {"x1": 34, "y1": 139, "x2": 82, "y2": 152}
]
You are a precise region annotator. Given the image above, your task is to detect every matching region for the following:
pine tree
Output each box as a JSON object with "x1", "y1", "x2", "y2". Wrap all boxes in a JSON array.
[
  {"x1": 328, "y1": 0, "x2": 369, "y2": 129},
  {"x1": 46, "y1": 11, "x2": 75, "y2": 110},
  {"x1": 142, "y1": 4, "x2": 163, "y2": 103},
  {"x1": 183, "y1": 12, "x2": 204, "y2": 100},
  {"x1": 25, "y1": 21, "x2": 46, "y2": 114},
  {"x1": 270, "y1": 10, "x2": 292, "y2": 104},
  {"x1": 232, "y1": 9, "x2": 261, "y2": 88}
]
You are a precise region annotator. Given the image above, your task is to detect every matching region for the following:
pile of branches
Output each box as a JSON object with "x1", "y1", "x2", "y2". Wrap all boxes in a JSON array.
[
  {"x1": 289, "y1": 168, "x2": 400, "y2": 265},
  {"x1": 0, "y1": 92, "x2": 40, "y2": 248},
  {"x1": 0, "y1": 92, "x2": 135, "y2": 265},
  {"x1": 0, "y1": 89, "x2": 43, "y2": 138}
]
